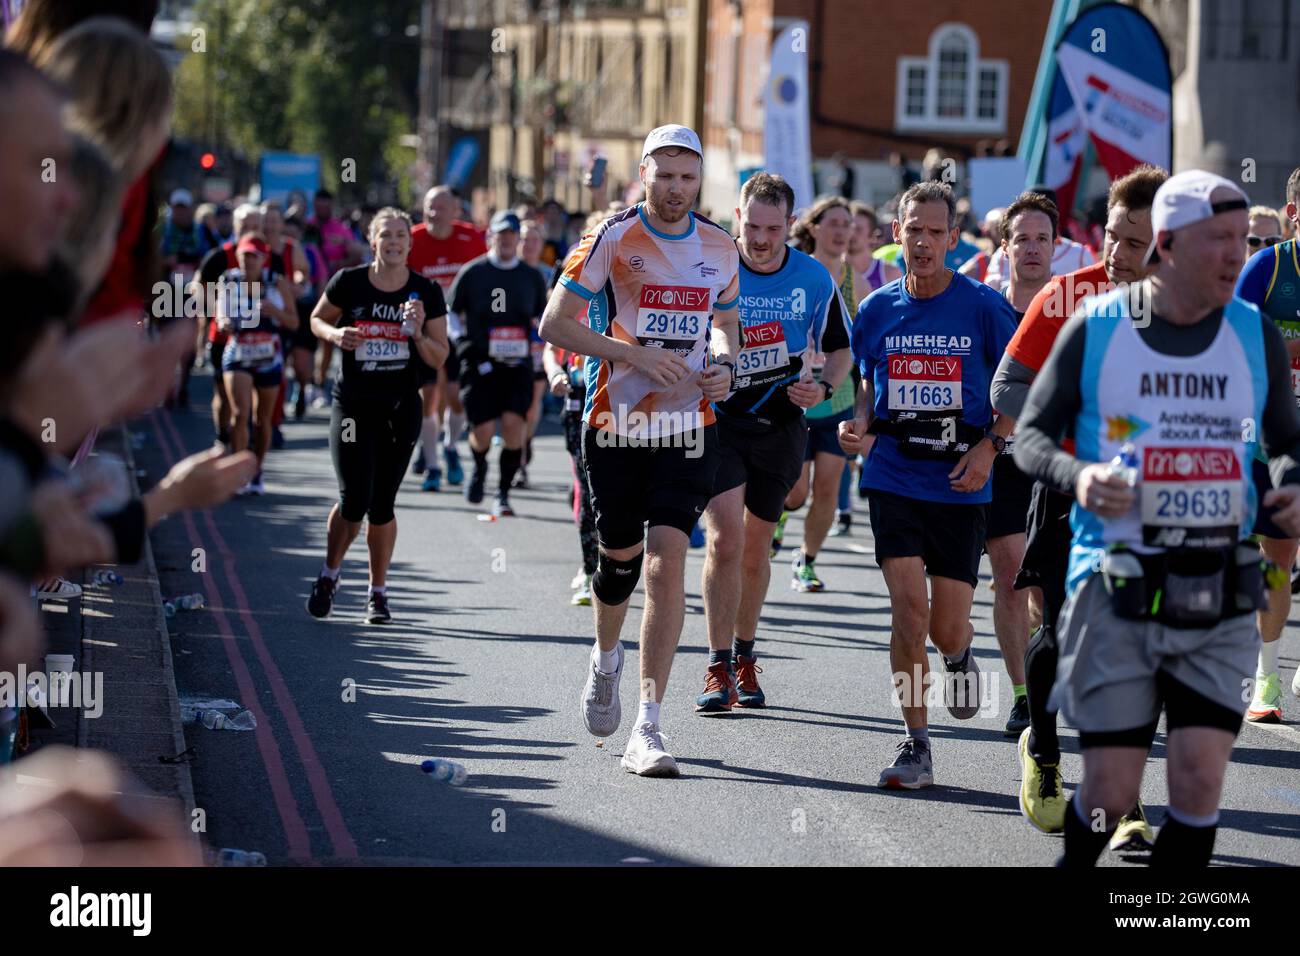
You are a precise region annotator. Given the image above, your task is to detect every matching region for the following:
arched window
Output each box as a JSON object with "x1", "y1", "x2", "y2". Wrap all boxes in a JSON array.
[{"x1": 895, "y1": 23, "x2": 1007, "y2": 133}]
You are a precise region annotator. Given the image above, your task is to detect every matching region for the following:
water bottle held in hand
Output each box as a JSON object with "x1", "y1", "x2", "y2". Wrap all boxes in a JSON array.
[
  {"x1": 1108, "y1": 442, "x2": 1139, "y2": 488},
  {"x1": 401, "y1": 292, "x2": 419, "y2": 336}
]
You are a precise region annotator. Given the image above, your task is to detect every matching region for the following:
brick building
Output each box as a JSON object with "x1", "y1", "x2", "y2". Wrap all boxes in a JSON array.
[{"x1": 703, "y1": 0, "x2": 1052, "y2": 215}]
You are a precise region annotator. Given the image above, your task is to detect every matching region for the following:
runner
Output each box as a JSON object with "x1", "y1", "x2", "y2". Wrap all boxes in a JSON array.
[
  {"x1": 262, "y1": 201, "x2": 311, "y2": 446},
  {"x1": 539, "y1": 124, "x2": 741, "y2": 776},
  {"x1": 1245, "y1": 205, "x2": 1283, "y2": 260},
  {"x1": 971, "y1": 187, "x2": 1096, "y2": 292},
  {"x1": 1014, "y1": 170, "x2": 1300, "y2": 867},
  {"x1": 304, "y1": 208, "x2": 448, "y2": 623},
  {"x1": 992, "y1": 162, "x2": 1166, "y2": 840},
  {"x1": 982, "y1": 192, "x2": 1059, "y2": 739},
  {"x1": 833, "y1": 202, "x2": 901, "y2": 538},
  {"x1": 777, "y1": 196, "x2": 858, "y2": 592},
  {"x1": 307, "y1": 189, "x2": 362, "y2": 409},
  {"x1": 192, "y1": 202, "x2": 262, "y2": 448},
  {"x1": 517, "y1": 220, "x2": 556, "y2": 489},
  {"x1": 215, "y1": 234, "x2": 297, "y2": 495},
  {"x1": 1235, "y1": 165, "x2": 1300, "y2": 719},
  {"x1": 838, "y1": 180, "x2": 1018, "y2": 789},
  {"x1": 447, "y1": 211, "x2": 549, "y2": 516},
  {"x1": 695, "y1": 172, "x2": 851, "y2": 713},
  {"x1": 283, "y1": 214, "x2": 327, "y2": 419},
  {"x1": 159, "y1": 188, "x2": 210, "y2": 409},
  {"x1": 407, "y1": 185, "x2": 486, "y2": 492}
]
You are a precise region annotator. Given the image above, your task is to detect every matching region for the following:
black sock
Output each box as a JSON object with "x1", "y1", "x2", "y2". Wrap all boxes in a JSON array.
[
  {"x1": 709, "y1": 648, "x2": 733, "y2": 668},
  {"x1": 734, "y1": 638, "x2": 756, "y2": 659},
  {"x1": 524, "y1": 439, "x2": 533, "y2": 466},
  {"x1": 1024, "y1": 623, "x2": 1061, "y2": 764},
  {"x1": 498, "y1": 447, "x2": 522, "y2": 492},
  {"x1": 1152, "y1": 816, "x2": 1217, "y2": 868},
  {"x1": 802, "y1": 549, "x2": 816, "y2": 564},
  {"x1": 472, "y1": 448, "x2": 488, "y2": 477},
  {"x1": 1061, "y1": 795, "x2": 1113, "y2": 868}
]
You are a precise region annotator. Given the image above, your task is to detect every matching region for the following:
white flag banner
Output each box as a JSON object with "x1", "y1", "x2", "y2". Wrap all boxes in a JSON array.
[{"x1": 764, "y1": 21, "x2": 814, "y2": 215}]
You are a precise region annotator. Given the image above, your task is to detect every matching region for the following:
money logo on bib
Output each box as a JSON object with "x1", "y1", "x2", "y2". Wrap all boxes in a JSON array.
[
  {"x1": 887, "y1": 354, "x2": 962, "y2": 420},
  {"x1": 488, "y1": 326, "x2": 530, "y2": 361},
  {"x1": 234, "y1": 331, "x2": 278, "y2": 364},
  {"x1": 734, "y1": 321, "x2": 790, "y2": 389},
  {"x1": 636, "y1": 285, "x2": 709, "y2": 353},
  {"x1": 1140, "y1": 446, "x2": 1243, "y2": 549},
  {"x1": 356, "y1": 320, "x2": 410, "y2": 363}
]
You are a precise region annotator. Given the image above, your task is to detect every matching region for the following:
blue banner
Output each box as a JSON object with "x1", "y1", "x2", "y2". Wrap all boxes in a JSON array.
[{"x1": 259, "y1": 151, "x2": 321, "y2": 205}]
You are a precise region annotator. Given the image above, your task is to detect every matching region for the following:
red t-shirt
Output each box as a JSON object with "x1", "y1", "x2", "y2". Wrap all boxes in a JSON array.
[
  {"x1": 1005, "y1": 261, "x2": 1111, "y2": 372},
  {"x1": 81, "y1": 173, "x2": 150, "y2": 325},
  {"x1": 407, "y1": 221, "x2": 487, "y2": 292}
]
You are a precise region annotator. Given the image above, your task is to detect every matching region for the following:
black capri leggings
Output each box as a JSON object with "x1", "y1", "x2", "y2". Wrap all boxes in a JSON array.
[{"x1": 330, "y1": 392, "x2": 422, "y2": 524}]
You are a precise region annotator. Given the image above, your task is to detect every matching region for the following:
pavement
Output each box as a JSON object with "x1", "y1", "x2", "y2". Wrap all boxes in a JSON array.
[{"x1": 110, "y1": 367, "x2": 1300, "y2": 866}]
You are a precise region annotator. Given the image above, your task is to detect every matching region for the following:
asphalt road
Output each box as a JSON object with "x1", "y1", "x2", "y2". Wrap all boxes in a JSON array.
[{"x1": 138, "y1": 368, "x2": 1300, "y2": 866}]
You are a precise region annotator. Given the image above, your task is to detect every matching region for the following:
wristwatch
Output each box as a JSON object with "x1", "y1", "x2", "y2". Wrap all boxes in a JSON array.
[
  {"x1": 820, "y1": 380, "x2": 834, "y2": 403},
  {"x1": 715, "y1": 359, "x2": 736, "y2": 387},
  {"x1": 984, "y1": 431, "x2": 1007, "y2": 454}
]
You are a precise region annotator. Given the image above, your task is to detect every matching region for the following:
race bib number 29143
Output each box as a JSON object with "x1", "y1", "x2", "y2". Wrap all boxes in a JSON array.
[{"x1": 636, "y1": 285, "x2": 709, "y2": 352}]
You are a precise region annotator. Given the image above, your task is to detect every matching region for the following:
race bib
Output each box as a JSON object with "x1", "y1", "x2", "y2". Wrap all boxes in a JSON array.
[
  {"x1": 355, "y1": 320, "x2": 410, "y2": 363},
  {"x1": 1290, "y1": 356, "x2": 1300, "y2": 404},
  {"x1": 636, "y1": 285, "x2": 709, "y2": 352},
  {"x1": 887, "y1": 354, "x2": 962, "y2": 417},
  {"x1": 531, "y1": 339, "x2": 545, "y2": 373},
  {"x1": 488, "y1": 326, "x2": 529, "y2": 360},
  {"x1": 233, "y1": 332, "x2": 277, "y2": 364},
  {"x1": 734, "y1": 321, "x2": 790, "y2": 389},
  {"x1": 1140, "y1": 445, "x2": 1243, "y2": 549}
]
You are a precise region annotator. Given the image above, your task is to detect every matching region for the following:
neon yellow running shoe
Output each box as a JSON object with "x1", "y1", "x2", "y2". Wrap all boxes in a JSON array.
[
  {"x1": 1018, "y1": 727, "x2": 1065, "y2": 833},
  {"x1": 1247, "y1": 672, "x2": 1283, "y2": 723}
]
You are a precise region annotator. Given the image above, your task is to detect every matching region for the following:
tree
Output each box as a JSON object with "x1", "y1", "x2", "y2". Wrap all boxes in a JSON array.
[{"x1": 172, "y1": 0, "x2": 422, "y2": 204}]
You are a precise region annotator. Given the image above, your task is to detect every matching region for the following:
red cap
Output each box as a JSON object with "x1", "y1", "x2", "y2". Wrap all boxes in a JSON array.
[{"x1": 236, "y1": 235, "x2": 269, "y2": 256}]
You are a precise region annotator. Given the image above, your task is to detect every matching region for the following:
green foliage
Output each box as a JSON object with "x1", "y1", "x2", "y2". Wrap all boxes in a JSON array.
[{"x1": 172, "y1": 0, "x2": 421, "y2": 202}]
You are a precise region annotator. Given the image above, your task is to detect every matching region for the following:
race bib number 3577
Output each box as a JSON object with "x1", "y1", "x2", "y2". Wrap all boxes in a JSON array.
[
  {"x1": 887, "y1": 354, "x2": 962, "y2": 416},
  {"x1": 636, "y1": 285, "x2": 709, "y2": 352}
]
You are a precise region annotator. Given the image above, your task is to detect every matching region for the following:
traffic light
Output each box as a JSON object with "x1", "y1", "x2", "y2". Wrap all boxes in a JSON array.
[{"x1": 200, "y1": 152, "x2": 217, "y2": 171}]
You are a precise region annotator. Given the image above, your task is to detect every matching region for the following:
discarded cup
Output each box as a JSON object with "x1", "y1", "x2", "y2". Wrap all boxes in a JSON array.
[{"x1": 201, "y1": 708, "x2": 257, "y2": 731}]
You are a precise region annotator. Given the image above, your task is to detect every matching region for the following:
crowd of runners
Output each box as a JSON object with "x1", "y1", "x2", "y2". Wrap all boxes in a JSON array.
[{"x1": 4, "y1": 0, "x2": 1300, "y2": 870}]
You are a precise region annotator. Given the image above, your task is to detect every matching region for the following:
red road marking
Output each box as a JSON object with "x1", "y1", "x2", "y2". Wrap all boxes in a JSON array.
[
  {"x1": 149, "y1": 411, "x2": 313, "y2": 860},
  {"x1": 154, "y1": 411, "x2": 359, "y2": 859}
]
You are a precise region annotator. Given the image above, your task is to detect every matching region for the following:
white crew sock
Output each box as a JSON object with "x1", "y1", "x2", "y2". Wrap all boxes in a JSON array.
[
  {"x1": 445, "y1": 409, "x2": 466, "y2": 449},
  {"x1": 595, "y1": 645, "x2": 620, "y2": 675},
  {"x1": 1259, "y1": 638, "x2": 1281, "y2": 677},
  {"x1": 421, "y1": 416, "x2": 441, "y2": 467},
  {"x1": 321, "y1": 564, "x2": 340, "y2": 580},
  {"x1": 370, "y1": 585, "x2": 386, "y2": 596},
  {"x1": 636, "y1": 700, "x2": 660, "y2": 728}
]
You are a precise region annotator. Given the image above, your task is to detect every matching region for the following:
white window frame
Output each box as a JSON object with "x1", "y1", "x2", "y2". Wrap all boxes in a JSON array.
[{"x1": 894, "y1": 23, "x2": 1008, "y2": 134}]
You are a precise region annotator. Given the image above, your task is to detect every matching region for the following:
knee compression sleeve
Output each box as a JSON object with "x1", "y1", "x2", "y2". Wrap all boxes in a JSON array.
[{"x1": 592, "y1": 551, "x2": 643, "y2": 605}]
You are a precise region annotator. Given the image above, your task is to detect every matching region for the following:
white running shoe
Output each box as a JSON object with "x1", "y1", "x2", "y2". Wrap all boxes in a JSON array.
[
  {"x1": 580, "y1": 642, "x2": 623, "y2": 737},
  {"x1": 571, "y1": 577, "x2": 592, "y2": 607},
  {"x1": 621, "y1": 722, "x2": 679, "y2": 777},
  {"x1": 1292, "y1": 667, "x2": 1300, "y2": 699},
  {"x1": 35, "y1": 577, "x2": 82, "y2": 601},
  {"x1": 570, "y1": 568, "x2": 587, "y2": 590}
]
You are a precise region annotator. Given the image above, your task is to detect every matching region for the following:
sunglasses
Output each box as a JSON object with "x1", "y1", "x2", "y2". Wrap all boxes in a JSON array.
[{"x1": 1247, "y1": 235, "x2": 1281, "y2": 248}]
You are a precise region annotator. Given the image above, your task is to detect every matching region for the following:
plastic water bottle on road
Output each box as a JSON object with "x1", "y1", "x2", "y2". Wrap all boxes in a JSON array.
[
  {"x1": 164, "y1": 593, "x2": 206, "y2": 617},
  {"x1": 201, "y1": 708, "x2": 257, "y2": 731},
  {"x1": 213, "y1": 848, "x2": 267, "y2": 866},
  {"x1": 91, "y1": 570, "x2": 124, "y2": 586},
  {"x1": 421, "y1": 758, "x2": 468, "y2": 785}
]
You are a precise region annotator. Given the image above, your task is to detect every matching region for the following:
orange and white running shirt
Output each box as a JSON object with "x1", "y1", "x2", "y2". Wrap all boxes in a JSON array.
[{"x1": 560, "y1": 205, "x2": 740, "y2": 438}]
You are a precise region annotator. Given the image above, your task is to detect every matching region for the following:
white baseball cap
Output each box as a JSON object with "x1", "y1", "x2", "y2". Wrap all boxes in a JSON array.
[
  {"x1": 169, "y1": 188, "x2": 194, "y2": 207},
  {"x1": 1145, "y1": 170, "x2": 1248, "y2": 263},
  {"x1": 641, "y1": 124, "x2": 702, "y2": 161}
]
